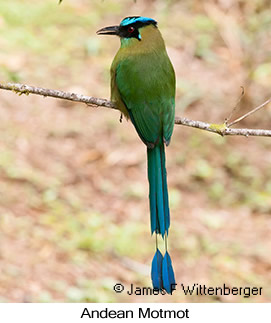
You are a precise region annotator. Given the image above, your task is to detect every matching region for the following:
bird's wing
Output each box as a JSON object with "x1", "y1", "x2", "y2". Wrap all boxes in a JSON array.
[
  {"x1": 114, "y1": 54, "x2": 175, "y2": 148},
  {"x1": 110, "y1": 60, "x2": 130, "y2": 119}
]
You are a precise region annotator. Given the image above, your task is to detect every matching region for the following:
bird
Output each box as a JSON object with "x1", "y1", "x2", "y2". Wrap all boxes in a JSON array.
[{"x1": 97, "y1": 16, "x2": 176, "y2": 293}]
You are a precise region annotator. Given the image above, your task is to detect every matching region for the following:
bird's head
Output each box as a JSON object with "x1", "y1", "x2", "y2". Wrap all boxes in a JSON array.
[{"x1": 97, "y1": 16, "x2": 158, "y2": 43}]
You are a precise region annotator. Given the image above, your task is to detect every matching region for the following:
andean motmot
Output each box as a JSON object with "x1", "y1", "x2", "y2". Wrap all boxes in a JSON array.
[{"x1": 97, "y1": 16, "x2": 176, "y2": 293}]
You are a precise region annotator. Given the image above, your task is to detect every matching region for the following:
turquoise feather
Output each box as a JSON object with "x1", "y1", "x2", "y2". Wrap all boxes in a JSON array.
[
  {"x1": 162, "y1": 251, "x2": 176, "y2": 293},
  {"x1": 151, "y1": 248, "x2": 163, "y2": 290},
  {"x1": 120, "y1": 16, "x2": 157, "y2": 27},
  {"x1": 147, "y1": 144, "x2": 170, "y2": 236}
]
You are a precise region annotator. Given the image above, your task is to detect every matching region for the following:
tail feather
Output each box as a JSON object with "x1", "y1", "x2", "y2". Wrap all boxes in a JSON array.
[
  {"x1": 155, "y1": 145, "x2": 165, "y2": 235},
  {"x1": 162, "y1": 251, "x2": 176, "y2": 293},
  {"x1": 160, "y1": 144, "x2": 170, "y2": 231},
  {"x1": 151, "y1": 248, "x2": 163, "y2": 290},
  {"x1": 147, "y1": 147, "x2": 158, "y2": 234},
  {"x1": 147, "y1": 143, "x2": 170, "y2": 236},
  {"x1": 148, "y1": 142, "x2": 175, "y2": 294}
]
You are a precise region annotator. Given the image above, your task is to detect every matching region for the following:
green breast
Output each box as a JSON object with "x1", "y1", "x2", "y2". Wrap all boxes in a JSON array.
[{"x1": 111, "y1": 45, "x2": 176, "y2": 147}]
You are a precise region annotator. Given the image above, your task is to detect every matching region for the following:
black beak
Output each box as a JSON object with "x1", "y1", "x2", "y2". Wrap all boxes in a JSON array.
[{"x1": 96, "y1": 25, "x2": 119, "y2": 36}]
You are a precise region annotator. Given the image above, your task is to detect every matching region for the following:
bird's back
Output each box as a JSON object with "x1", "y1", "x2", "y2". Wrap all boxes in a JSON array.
[{"x1": 111, "y1": 25, "x2": 176, "y2": 147}]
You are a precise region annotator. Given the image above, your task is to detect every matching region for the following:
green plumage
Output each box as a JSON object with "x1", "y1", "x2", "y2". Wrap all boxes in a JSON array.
[
  {"x1": 98, "y1": 17, "x2": 176, "y2": 293},
  {"x1": 111, "y1": 28, "x2": 175, "y2": 147},
  {"x1": 110, "y1": 25, "x2": 175, "y2": 237}
]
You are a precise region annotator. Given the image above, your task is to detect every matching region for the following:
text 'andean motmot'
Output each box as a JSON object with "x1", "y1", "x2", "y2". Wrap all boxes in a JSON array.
[{"x1": 97, "y1": 16, "x2": 176, "y2": 293}]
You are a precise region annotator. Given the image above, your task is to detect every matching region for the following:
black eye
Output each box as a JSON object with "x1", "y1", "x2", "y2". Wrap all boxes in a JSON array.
[{"x1": 128, "y1": 26, "x2": 135, "y2": 33}]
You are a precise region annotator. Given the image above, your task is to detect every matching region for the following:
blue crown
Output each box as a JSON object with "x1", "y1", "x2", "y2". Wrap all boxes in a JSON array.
[{"x1": 120, "y1": 16, "x2": 157, "y2": 27}]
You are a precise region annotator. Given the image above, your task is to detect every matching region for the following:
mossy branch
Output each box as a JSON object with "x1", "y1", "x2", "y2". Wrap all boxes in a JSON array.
[{"x1": 0, "y1": 82, "x2": 270, "y2": 138}]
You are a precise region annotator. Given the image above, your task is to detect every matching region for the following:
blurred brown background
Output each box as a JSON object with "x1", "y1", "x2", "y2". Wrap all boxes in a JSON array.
[{"x1": 0, "y1": 0, "x2": 271, "y2": 302}]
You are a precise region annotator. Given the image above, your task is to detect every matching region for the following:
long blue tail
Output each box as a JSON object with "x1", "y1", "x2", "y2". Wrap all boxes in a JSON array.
[
  {"x1": 147, "y1": 144, "x2": 170, "y2": 236},
  {"x1": 147, "y1": 144, "x2": 176, "y2": 293}
]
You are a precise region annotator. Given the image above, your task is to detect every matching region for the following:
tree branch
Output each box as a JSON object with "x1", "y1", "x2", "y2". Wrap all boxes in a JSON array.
[{"x1": 0, "y1": 82, "x2": 270, "y2": 138}]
